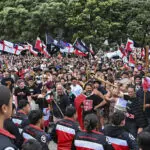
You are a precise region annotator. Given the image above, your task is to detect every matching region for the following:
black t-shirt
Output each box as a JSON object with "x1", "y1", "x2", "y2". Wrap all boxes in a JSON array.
[
  {"x1": 52, "y1": 94, "x2": 69, "y2": 118},
  {"x1": 14, "y1": 86, "x2": 31, "y2": 102},
  {"x1": 87, "y1": 94, "x2": 103, "y2": 108},
  {"x1": 83, "y1": 94, "x2": 103, "y2": 117}
]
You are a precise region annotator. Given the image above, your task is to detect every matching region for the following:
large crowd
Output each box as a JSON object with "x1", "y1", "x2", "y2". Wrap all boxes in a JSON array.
[{"x1": 0, "y1": 53, "x2": 149, "y2": 150}]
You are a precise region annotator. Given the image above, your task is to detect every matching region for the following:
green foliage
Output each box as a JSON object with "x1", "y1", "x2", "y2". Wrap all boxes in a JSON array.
[{"x1": 0, "y1": 0, "x2": 149, "y2": 50}]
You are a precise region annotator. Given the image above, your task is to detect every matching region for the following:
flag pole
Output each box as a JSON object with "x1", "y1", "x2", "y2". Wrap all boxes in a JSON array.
[
  {"x1": 45, "y1": 33, "x2": 47, "y2": 45},
  {"x1": 143, "y1": 45, "x2": 149, "y2": 111},
  {"x1": 73, "y1": 38, "x2": 78, "y2": 46}
]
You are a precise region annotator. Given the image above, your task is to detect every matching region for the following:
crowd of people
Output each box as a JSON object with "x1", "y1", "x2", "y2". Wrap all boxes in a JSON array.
[{"x1": 0, "y1": 53, "x2": 150, "y2": 150}]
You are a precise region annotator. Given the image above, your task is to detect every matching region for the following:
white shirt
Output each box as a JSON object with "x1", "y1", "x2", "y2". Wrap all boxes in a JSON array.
[{"x1": 71, "y1": 84, "x2": 83, "y2": 97}]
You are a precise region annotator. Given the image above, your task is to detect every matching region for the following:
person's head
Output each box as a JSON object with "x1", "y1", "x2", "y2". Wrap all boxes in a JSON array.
[
  {"x1": 28, "y1": 110, "x2": 44, "y2": 129},
  {"x1": 71, "y1": 77, "x2": 77, "y2": 86},
  {"x1": 134, "y1": 75, "x2": 142, "y2": 85},
  {"x1": 80, "y1": 67, "x2": 85, "y2": 73},
  {"x1": 119, "y1": 83, "x2": 128, "y2": 93},
  {"x1": 67, "y1": 74, "x2": 72, "y2": 81},
  {"x1": 93, "y1": 80, "x2": 101, "y2": 89},
  {"x1": 128, "y1": 85, "x2": 135, "y2": 98},
  {"x1": 18, "y1": 100, "x2": 30, "y2": 115},
  {"x1": 133, "y1": 68, "x2": 140, "y2": 76},
  {"x1": 65, "y1": 106, "x2": 77, "y2": 120},
  {"x1": 65, "y1": 83, "x2": 71, "y2": 93},
  {"x1": 81, "y1": 76, "x2": 86, "y2": 82},
  {"x1": 107, "y1": 68, "x2": 113, "y2": 74},
  {"x1": 138, "y1": 131, "x2": 150, "y2": 150},
  {"x1": 111, "y1": 111, "x2": 126, "y2": 126},
  {"x1": 17, "y1": 79, "x2": 25, "y2": 89},
  {"x1": 121, "y1": 71, "x2": 129, "y2": 78},
  {"x1": 0, "y1": 85, "x2": 12, "y2": 120},
  {"x1": 28, "y1": 78, "x2": 34, "y2": 86},
  {"x1": 84, "y1": 113, "x2": 98, "y2": 132},
  {"x1": 22, "y1": 139, "x2": 42, "y2": 150},
  {"x1": 4, "y1": 72, "x2": 9, "y2": 78},
  {"x1": 112, "y1": 88, "x2": 119, "y2": 97},
  {"x1": 84, "y1": 83, "x2": 93, "y2": 96},
  {"x1": 56, "y1": 84, "x2": 64, "y2": 96},
  {"x1": 60, "y1": 78, "x2": 66, "y2": 86},
  {"x1": 46, "y1": 81, "x2": 54, "y2": 90}
]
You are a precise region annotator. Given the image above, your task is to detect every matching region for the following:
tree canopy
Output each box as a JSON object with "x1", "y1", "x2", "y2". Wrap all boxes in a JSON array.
[{"x1": 0, "y1": 0, "x2": 149, "y2": 50}]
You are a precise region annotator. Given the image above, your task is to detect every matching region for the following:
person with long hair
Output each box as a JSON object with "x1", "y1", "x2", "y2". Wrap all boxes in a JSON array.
[
  {"x1": 0, "y1": 85, "x2": 18, "y2": 149},
  {"x1": 74, "y1": 113, "x2": 112, "y2": 150}
]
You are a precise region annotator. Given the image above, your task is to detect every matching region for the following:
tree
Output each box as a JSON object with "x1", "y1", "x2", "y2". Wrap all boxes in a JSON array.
[{"x1": 0, "y1": 0, "x2": 149, "y2": 51}]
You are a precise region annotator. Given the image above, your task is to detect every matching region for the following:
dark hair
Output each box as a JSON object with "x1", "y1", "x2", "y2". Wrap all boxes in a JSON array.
[
  {"x1": 134, "y1": 75, "x2": 142, "y2": 80},
  {"x1": 64, "y1": 83, "x2": 71, "y2": 90},
  {"x1": 17, "y1": 79, "x2": 24, "y2": 85},
  {"x1": 18, "y1": 100, "x2": 29, "y2": 110},
  {"x1": 0, "y1": 85, "x2": 11, "y2": 107},
  {"x1": 22, "y1": 139, "x2": 42, "y2": 150},
  {"x1": 111, "y1": 111, "x2": 125, "y2": 126},
  {"x1": 93, "y1": 80, "x2": 101, "y2": 85},
  {"x1": 28, "y1": 110, "x2": 43, "y2": 125},
  {"x1": 65, "y1": 106, "x2": 76, "y2": 118},
  {"x1": 84, "y1": 113, "x2": 98, "y2": 132},
  {"x1": 84, "y1": 83, "x2": 92, "y2": 90},
  {"x1": 128, "y1": 85, "x2": 135, "y2": 91},
  {"x1": 122, "y1": 71, "x2": 129, "y2": 76},
  {"x1": 71, "y1": 77, "x2": 77, "y2": 81},
  {"x1": 138, "y1": 131, "x2": 150, "y2": 150}
]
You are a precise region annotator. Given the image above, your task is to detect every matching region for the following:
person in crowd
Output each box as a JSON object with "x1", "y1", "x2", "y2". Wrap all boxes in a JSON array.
[
  {"x1": 1, "y1": 71, "x2": 14, "y2": 92},
  {"x1": 1, "y1": 52, "x2": 150, "y2": 149},
  {"x1": 0, "y1": 85, "x2": 18, "y2": 149},
  {"x1": 10, "y1": 69, "x2": 19, "y2": 83},
  {"x1": 74, "y1": 113, "x2": 112, "y2": 150},
  {"x1": 138, "y1": 131, "x2": 150, "y2": 150},
  {"x1": 27, "y1": 77, "x2": 40, "y2": 110},
  {"x1": 104, "y1": 111, "x2": 139, "y2": 150},
  {"x1": 12, "y1": 99, "x2": 30, "y2": 133},
  {"x1": 22, "y1": 110, "x2": 51, "y2": 150},
  {"x1": 22, "y1": 139, "x2": 42, "y2": 150},
  {"x1": 43, "y1": 81, "x2": 54, "y2": 131},
  {"x1": 4, "y1": 103, "x2": 24, "y2": 149},
  {"x1": 75, "y1": 83, "x2": 106, "y2": 129},
  {"x1": 52, "y1": 84, "x2": 69, "y2": 122},
  {"x1": 65, "y1": 83, "x2": 76, "y2": 106},
  {"x1": 27, "y1": 77, "x2": 39, "y2": 99},
  {"x1": 125, "y1": 85, "x2": 148, "y2": 137},
  {"x1": 134, "y1": 75, "x2": 142, "y2": 92},
  {"x1": 51, "y1": 106, "x2": 78, "y2": 150},
  {"x1": 119, "y1": 71, "x2": 131, "y2": 86},
  {"x1": 14, "y1": 79, "x2": 31, "y2": 107},
  {"x1": 136, "y1": 77, "x2": 150, "y2": 125},
  {"x1": 71, "y1": 77, "x2": 83, "y2": 97}
]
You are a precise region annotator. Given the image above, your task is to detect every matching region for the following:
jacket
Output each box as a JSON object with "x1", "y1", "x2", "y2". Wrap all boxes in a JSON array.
[
  {"x1": 0, "y1": 128, "x2": 17, "y2": 150},
  {"x1": 4, "y1": 118, "x2": 23, "y2": 149},
  {"x1": 74, "y1": 130, "x2": 112, "y2": 150},
  {"x1": 22, "y1": 124, "x2": 51, "y2": 150},
  {"x1": 51, "y1": 117, "x2": 78, "y2": 150},
  {"x1": 125, "y1": 97, "x2": 148, "y2": 128},
  {"x1": 103, "y1": 125, "x2": 138, "y2": 150},
  {"x1": 12, "y1": 110, "x2": 29, "y2": 134}
]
